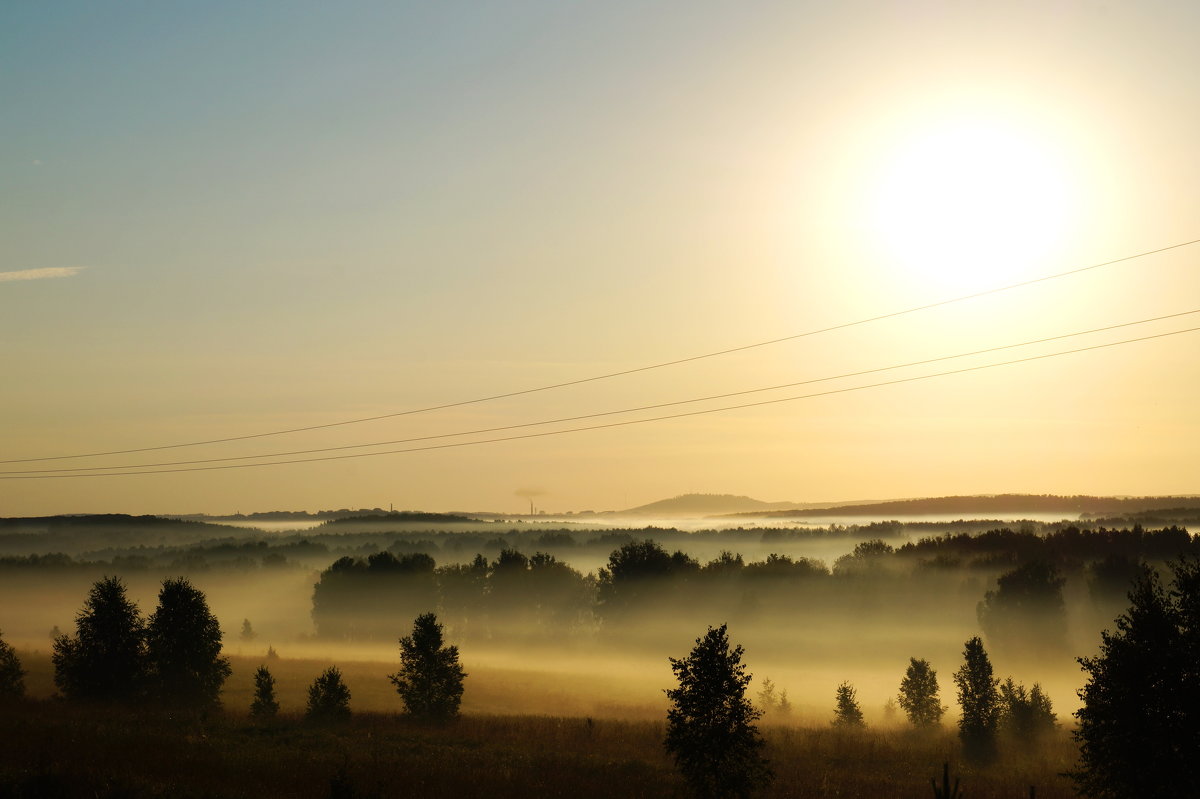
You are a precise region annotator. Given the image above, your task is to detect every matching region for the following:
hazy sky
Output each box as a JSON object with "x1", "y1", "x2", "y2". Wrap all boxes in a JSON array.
[{"x1": 3, "y1": 1, "x2": 1198, "y2": 516}]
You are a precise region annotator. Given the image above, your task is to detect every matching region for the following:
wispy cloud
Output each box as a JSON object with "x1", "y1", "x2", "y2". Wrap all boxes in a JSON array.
[{"x1": 0, "y1": 267, "x2": 87, "y2": 283}]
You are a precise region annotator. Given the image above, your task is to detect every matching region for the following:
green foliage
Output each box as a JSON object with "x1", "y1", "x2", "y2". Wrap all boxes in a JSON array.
[
  {"x1": 0, "y1": 630, "x2": 25, "y2": 699},
  {"x1": 953, "y1": 636, "x2": 999, "y2": 764},
  {"x1": 306, "y1": 666, "x2": 351, "y2": 722},
  {"x1": 250, "y1": 665, "x2": 279, "y2": 720},
  {"x1": 145, "y1": 577, "x2": 231, "y2": 708},
  {"x1": 52, "y1": 576, "x2": 147, "y2": 703},
  {"x1": 388, "y1": 613, "x2": 466, "y2": 721},
  {"x1": 899, "y1": 657, "x2": 945, "y2": 727},
  {"x1": 1073, "y1": 559, "x2": 1200, "y2": 797},
  {"x1": 664, "y1": 624, "x2": 771, "y2": 798},
  {"x1": 832, "y1": 682, "x2": 865, "y2": 728}
]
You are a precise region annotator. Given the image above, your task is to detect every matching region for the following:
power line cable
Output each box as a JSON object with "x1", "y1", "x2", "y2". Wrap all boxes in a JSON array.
[
  {"x1": 4, "y1": 323, "x2": 1196, "y2": 480},
  {"x1": 6, "y1": 308, "x2": 1196, "y2": 475},
  {"x1": 4, "y1": 237, "x2": 1197, "y2": 466}
]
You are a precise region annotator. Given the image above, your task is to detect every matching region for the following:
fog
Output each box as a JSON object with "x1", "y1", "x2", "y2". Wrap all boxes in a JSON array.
[{"x1": 4, "y1": 510, "x2": 1194, "y2": 725}]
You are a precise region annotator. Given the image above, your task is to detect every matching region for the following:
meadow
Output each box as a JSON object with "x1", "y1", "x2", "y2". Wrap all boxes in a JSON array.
[{"x1": 5, "y1": 651, "x2": 1079, "y2": 798}]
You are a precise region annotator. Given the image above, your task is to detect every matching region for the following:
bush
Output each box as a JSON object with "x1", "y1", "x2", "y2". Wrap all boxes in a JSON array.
[
  {"x1": 306, "y1": 666, "x2": 351, "y2": 722},
  {"x1": 52, "y1": 576, "x2": 147, "y2": 703},
  {"x1": 388, "y1": 613, "x2": 466, "y2": 720},
  {"x1": 664, "y1": 624, "x2": 771, "y2": 798}
]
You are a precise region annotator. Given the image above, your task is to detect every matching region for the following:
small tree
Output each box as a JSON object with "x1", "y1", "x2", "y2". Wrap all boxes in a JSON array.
[
  {"x1": 240, "y1": 619, "x2": 257, "y2": 642},
  {"x1": 388, "y1": 613, "x2": 466, "y2": 720},
  {"x1": 954, "y1": 637, "x2": 1000, "y2": 764},
  {"x1": 832, "y1": 682, "x2": 865, "y2": 728},
  {"x1": 665, "y1": 624, "x2": 771, "y2": 798},
  {"x1": 899, "y1": 657, "x2": 945, "y2": 727},
  {"x1": 250, "y1": 665, "x2": 279, "y2": 720},
  {"x1": 756, "y1": 677, "x2": 777, "y2": 714},
  {"x1": 998, "y1": 678, "x2": 1056, "y2": 741},
  {"x1": 145, "y1": 577, "x2": 231, "y2": 708},
  {"x1": 52, "y1": 576, "x2": 147, "y2": 703},
  {"x1": 0, "y1": 630, "x2": 26, "y2": 699},
  {"x1": 777, "y1": 689, "x2": 792, "y2": 717},
  {"x1": 306, "y1": 666, "x2": 351, "y2": 722}
]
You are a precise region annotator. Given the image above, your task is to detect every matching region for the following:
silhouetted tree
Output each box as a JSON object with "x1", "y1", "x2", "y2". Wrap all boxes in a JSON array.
[
  {"x1": 899, "y1": 657, "x2": 945, "y2": 727},
  {"x1": 664, "y1": 624, "x2": 771, "y2": 798},
  {"x1": 832, "y1": 682, "x2": 865, "y2": 728},
  {"x1": 1074, "y1": 560, "x2": 1200, "y2": 797},
  {"x1": 388, "y1": 612, "x2": 466, "y2": 720},
  {"x1": 954, "y1": 636, "x2": 999, "y2": 764},
  {"x1": 977, "y1": 560, "x2": 1067, "y2": 653},
  {"x1": 250, "y1": 665, "x2": 279, "y2": 720},
  {"x1": 0, "y1": 630, "x2": 25, "y2": 699},
  {"x1": 998, "y1": 678, "x2": 1055, "y2": 741},
  {"x1": 306, "y1": 666, "x2": 351, "y2": 722},
  {"x1": 598, "y1": 540, "x2": 698, "y2": 618},
  {"x1": 240, "y1": 618, "x2": 257, "y2": 642},
  {"x1": 52, "y1": 576, "x2": 147, "y2": 703},
  {"x1": 756, "y1": 677, "x2": 777, "y2": 713},
  {"x1": 145, "y1": 577, "x2": 231, "y2": 708}
]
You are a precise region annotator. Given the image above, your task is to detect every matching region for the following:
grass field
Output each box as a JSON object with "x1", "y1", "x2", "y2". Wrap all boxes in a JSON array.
[{"x1": 3, "y1": 650, "x2": 1082, "y2": 798}]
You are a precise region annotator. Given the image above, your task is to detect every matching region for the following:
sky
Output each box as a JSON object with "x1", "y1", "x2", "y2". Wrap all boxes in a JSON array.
[{"x1": 2, "y1": 1, "x2": 1198, "y2": 516}]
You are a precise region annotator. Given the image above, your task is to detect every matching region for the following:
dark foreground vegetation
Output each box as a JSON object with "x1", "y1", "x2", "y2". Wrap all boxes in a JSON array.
[{"x1": 0, "y1": 697, "x2": 1080, "y2": 799}]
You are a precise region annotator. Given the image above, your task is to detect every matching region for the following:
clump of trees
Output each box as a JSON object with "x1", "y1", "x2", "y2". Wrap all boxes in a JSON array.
[
  {"x1": 1074, "y1": 558, "x2": 1200, "y2": 797},
  {"x1": 306, "y1": 666, "x2": 351, "y2": 722},
  {"x1": 51, "y1": 575, "x2": 230, "y2": 708},
  {"x1": 0, "y1": 630, "x2": 25, "y2": 699},
  {"x1": 388, "y1": 612, "x2": 466, "y2": 721},
  {"x1": 665, "y1": 624, "x2": 772, "y2": 798},
  {"x1": 898, "y1": 657, "x2": 945, "y2": 728}
]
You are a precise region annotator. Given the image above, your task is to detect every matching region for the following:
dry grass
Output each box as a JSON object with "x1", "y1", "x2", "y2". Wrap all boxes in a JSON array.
[{"x1": 3, "y1": 650, "x2": 1081, "y2": 798}]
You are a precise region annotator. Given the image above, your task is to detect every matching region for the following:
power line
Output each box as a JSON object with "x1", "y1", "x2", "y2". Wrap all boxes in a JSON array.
[
  {"x1": 4, "y1": 323, "x2": 1196, "y2": 480},
  {"x1": 5, "y1": 237, "x2": 1197, "y2": 466},
  {"x1": 6, "y1": 308, "x2": 1196, "y2": 475}
]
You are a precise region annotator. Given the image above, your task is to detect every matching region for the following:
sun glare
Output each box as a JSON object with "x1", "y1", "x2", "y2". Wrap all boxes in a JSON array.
[{"x1": 868, "y1": 118, "x2": 1077, "y2": 294}]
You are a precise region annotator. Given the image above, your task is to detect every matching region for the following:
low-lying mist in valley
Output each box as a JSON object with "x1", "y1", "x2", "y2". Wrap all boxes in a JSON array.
[{"x1": 4, "y1": 509, "x2": 1194, "y2": 727}]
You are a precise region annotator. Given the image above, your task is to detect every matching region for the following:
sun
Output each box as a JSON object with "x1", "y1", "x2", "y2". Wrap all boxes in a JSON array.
[{"x1": 867, "y1": 117, "x2": 1077, "y2": 294}]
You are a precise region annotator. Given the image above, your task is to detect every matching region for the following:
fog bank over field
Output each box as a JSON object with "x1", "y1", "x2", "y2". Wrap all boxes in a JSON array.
[{"x1": 4, "y1": 494, "x2": 1195, "y2": 722}]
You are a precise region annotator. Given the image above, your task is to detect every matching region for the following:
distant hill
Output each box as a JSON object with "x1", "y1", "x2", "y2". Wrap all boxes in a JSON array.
[
  {"x1": 614, "y1": 494, "x2": 798, "y2": 517},
  {"x1": 724, "y1": 494, "x2": 1200, "y2": 519}
]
